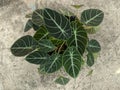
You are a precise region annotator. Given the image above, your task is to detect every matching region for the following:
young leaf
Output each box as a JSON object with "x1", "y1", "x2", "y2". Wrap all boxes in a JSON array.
[
  {"x1": 24, "y1": 19, "x2": 33, "y2": 32},
  {"x1": 39, "y1": 39, "x2": 56, "y2": 52},
  {"x1": 25, "y1": 50, "x2": 49, "y2": 64},
  {"x1": 87, "y1": 39, "x2": 101, "y2": 53},
  {"x1": 67, "y1": 21, "x2": 88, "y2": 55},
  {"x1": 62, "y1": 46, "x2": 82, "y2": 78},
  {"x1": 25, "y1": 13, "x2": 33, "y2": 18},
  {"x1": 81, "y1": 9, "x2": 104, "y2": 26},
  {"x1": 38, "y1": 66, "x2": 46, "y2": 74},
  {"x1": 87, "y1": 52, "x2": 94, "y2": 67},
  {"x1": 34, "y1": 26, "x2": 49, "y2": 41},
  {"x1": 93, "y1": 52, "x2": 99, "y2": 59},
  {"x1": 71, "y1": 4, "x2": 84, "y2": 9},
  {"x1": 86, "y1": 69, "x2": 93, "y2": 76},
  {"x1": 81, "y1": 59, "x2": 85, "y2": 66},
  {"x1": 84, "y1": 26, "x2": 99, "y2": 34},
  {"x1": 55, "y1": 76, "x2": 70, "y2": 85},
  {"x1": 32, "y1": 9, "x2": 44, "y2": 26},
  {"x1": 42, "y1": 53, "x2": 62, "y2": 73},
  {"x1": 50, "y1": 37, "x2": 64, "y2": 46},
  {"x1": 43, "y1": 8, "x2": 72, "y2": 40},
  {"x1": 11, "y1": 35, "x2": 39, "y2": 56}
]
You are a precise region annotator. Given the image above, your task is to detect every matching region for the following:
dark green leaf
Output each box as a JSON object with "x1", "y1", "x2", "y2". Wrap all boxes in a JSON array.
[
  {"x1": 24, "y1": 19, "x2": 33, "y2": 32},
  {"x1": 88, "y1": 39, "x2": 101, "y2": 53},
  {"x1": 25, "y1": 50, "x2": 49, "y2": 64},
  {"x1": 43, "y1": 8, "x2": 72, "y2": 40},
  {"x1": 34, "y1": 26, "x2": 49, "y2": 41},
  {"x1": 67, "y1": 21, "x2": 88, "y2": 55},
  {"x1": 55, "y1": 76, "x2": 70, "y2": 85},
  {"x1": 11, "y1": 35, "x2": 39, "y2": 56},
  {"x1": 81, "y1": 9, "x2": 104, "y2": 26},
  {"x1": 24, "y1": 19, "x2": 41, "y2": 32},
  {"x1": 39, "y1": 39, "x2": 56, "y2": 52},
  {"x1": 87, "y1": 52, "x2": 94, "y2": 67},
  {"x1": 42, "y1": 53, "x2": 62, "y2": 73},
  {"x1": 32, "y1": 23, "x2": 40, "y2": 31},
  {"x1": 32, "y1": 9, "x2": 44, "y2": 26},
  {"x1": 62, "y1": 46, "x2": 82, "y2": 78}
]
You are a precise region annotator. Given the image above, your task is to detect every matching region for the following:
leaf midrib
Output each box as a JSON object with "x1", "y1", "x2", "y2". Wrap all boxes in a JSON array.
[
  {"x1": 35, "y1": 10, "x2": 43, "y2": 19},
  {"x1": 39, "y1": 32, "x2": 49, "y2": 41},
  {"x1": 74, "y1": 30, "x2": 78, "y2": 48},
  {"x1": 47, "y1": 56, "x2": 59, "y2": 72},
  {"x1": 85, "y1": 12, "x2": 103, "y2": 24},
  {"x1": 70, "y1": 52, "x2": 75, "y2": 77},
  {"x1": 39, "y1": 43, "x2": 53, "y2": 49},
  {"x1": 45, "y1": 9, "x2": 66, "y2": 37},
  {"x1": 89, "y1": 45, "x2": 100, "y2": 48},
  {"x1": 61, "y1": 78, "x2": 65, "y2": 85}
]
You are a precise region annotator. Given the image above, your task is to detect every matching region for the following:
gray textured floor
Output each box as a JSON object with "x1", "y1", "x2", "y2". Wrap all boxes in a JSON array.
[{"x1": 0, "y1": 0, "x2": 120, "y2": 90}]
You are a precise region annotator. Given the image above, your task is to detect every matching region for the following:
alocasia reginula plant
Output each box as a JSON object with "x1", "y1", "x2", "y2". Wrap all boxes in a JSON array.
[{"x1": 10, "y1": 6, "x2": 104, "y2": 85}]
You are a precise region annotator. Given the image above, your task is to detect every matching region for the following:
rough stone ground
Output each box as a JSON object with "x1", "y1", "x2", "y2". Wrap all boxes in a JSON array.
[{"x1": 0, "y1": 0, "x2": 120, "y2": 90}]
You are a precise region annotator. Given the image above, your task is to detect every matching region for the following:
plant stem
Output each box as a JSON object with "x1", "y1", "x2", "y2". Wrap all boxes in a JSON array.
[
  {"x1": 58, "y1": 41, "x2": 66, "y2": 54},
  {"x1": 35, "y1": 0, "x2": 38, "y2": 9},
  {"x1": 73, "y1": 79, "x2": 76, "y2": 90}
]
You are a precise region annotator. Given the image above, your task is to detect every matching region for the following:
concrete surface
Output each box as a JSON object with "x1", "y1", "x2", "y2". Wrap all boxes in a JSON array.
[{"x1": 0, "y1": 0, "x2": 120, "y2": 90}]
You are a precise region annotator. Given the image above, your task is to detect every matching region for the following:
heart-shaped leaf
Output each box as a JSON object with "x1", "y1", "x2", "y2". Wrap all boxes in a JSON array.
[
  {"x1": 24, "y1": 19, "x2": 40, "y2": 32},
  {"x1": 34, "y1": 26, "x2": 49, "y2": 41},
  {"x1": 67, "y1": 21, "x2": 88, "y2": 55},
  {"x1": 24, "y1": 19, "x2": 33, "y2": 32},
  {"x1": 62, "y1": 46, "x2": 82, "y2": 78},
  {"x1": 81, "y1": 9, "x2": 104, "y2": 26},
  {"x1": 55, "y1": 76, "x2": 70, "y2": 85},
  {"x1": 25, "y1": 50, "x2": 49, "y2": 64},
  {"x1": 87, "y1": 39, "x2": 101, "y2": 53},
  {"x1": 11, "y1": 35, "x2": 39, "y2": 56},
  {"x1": 32, "y1": 9, "x2": 44, "y2": 26},
  {"x1": 39, "y1": 39, "x2": 56, "y2": 52},
  {"x1": 87, "y1": 52, "x2": 94, "y2": 67},
  {"x1": 43, "y1": 8, "x2": 72, "y2": 40},
  {"x1": 41, "y1": 53, "x2": 62, "y2": 73}
]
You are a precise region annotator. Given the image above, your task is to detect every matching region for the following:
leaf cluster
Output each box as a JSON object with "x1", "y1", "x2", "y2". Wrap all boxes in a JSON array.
[{"x1": 11, "y1": 7, "x2": 104, "y2": 85}]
